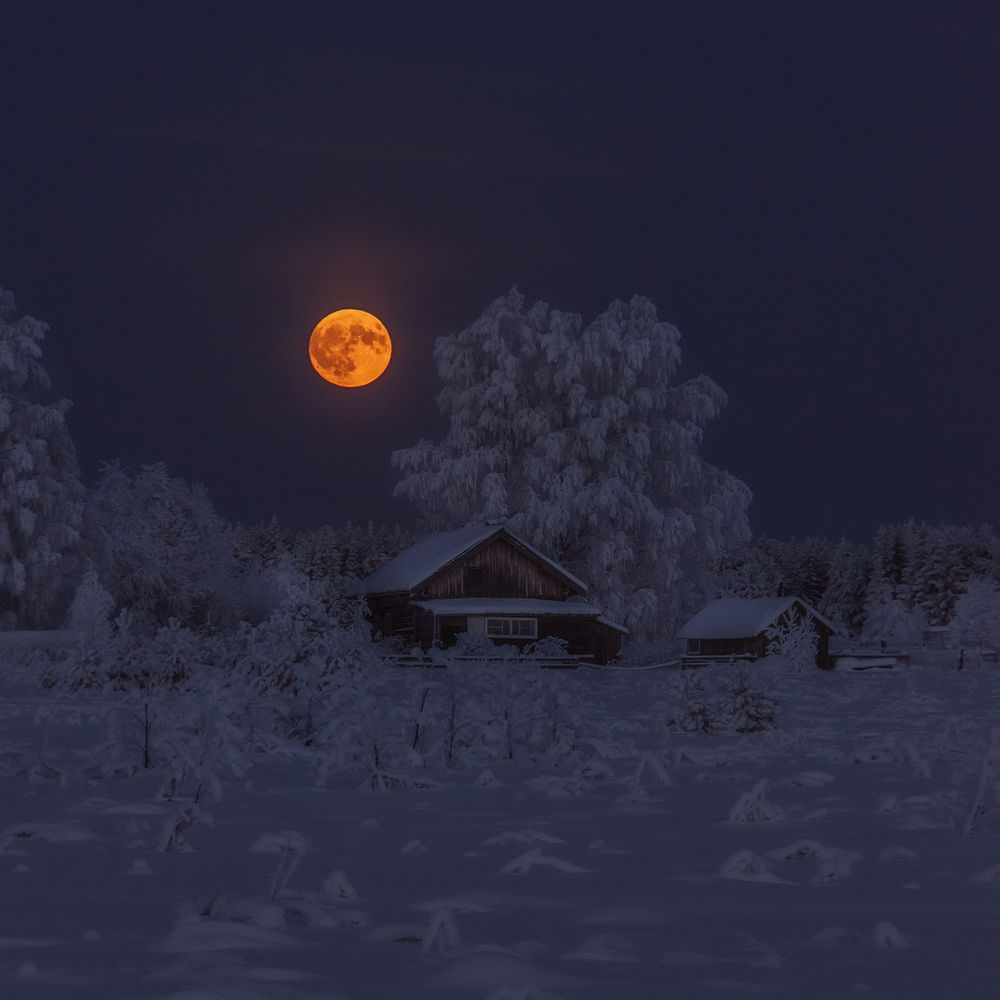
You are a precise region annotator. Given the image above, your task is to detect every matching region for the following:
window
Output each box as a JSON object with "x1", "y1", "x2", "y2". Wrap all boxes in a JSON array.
[
  {"x1": 486, "y1": 617, "x2": 537, "y2": 638},
  {"x1": 687, "y1": 639, "x2": 700, "y2": 653}
]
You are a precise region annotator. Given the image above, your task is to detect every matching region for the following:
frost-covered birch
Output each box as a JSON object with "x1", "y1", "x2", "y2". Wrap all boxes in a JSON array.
[{"x1": 393, "y1": 289, "x2": 751, "y2": 637}]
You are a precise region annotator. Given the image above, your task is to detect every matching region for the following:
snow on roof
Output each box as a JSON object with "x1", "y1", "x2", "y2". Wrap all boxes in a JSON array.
[
  {"x1": 677, "y1": 597, "x2": 837, "y2": 639},
  {"x1": 358, "y1": 525, "x2": 502, "y2": 594},
  {"x1": 597, "y1": 615, "x2": 629, "y2": 634},
  {"x1": 413, "y1": 598, "x2": 604, "y2": 617},
  {"x1": 357, "y1": 524, "x2": 587, "y2": 595}
]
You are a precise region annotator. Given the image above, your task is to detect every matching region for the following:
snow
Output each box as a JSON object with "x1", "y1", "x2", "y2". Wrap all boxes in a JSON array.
[
  {"x1": 413, "y1": 598, "x2": 603, "y2": 617},
  {"x1": 358, "y1": 525, "x2": 588, "y2": 596},
  {"x1": 4, "y1": 649, "x2": 1000, "y2": 997},
  {"x1": 677, "y1": 597, "x2": 837, "y2": 639}
]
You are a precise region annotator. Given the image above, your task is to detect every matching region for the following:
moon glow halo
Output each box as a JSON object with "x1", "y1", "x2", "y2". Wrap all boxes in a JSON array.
[{"x1": 308, "y1": 309, "x2": 392, "y2": 388}]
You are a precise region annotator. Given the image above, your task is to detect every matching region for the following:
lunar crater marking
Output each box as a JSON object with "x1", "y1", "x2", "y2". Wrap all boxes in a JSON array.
[{"x1": 309, "y1": 309, "x2": 392, "y2": 388}]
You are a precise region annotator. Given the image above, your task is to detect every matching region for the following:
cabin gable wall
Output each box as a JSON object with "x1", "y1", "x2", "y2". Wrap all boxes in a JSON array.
[{"x1": 423, "y1": 537, "x2": 572, "y2": 601}]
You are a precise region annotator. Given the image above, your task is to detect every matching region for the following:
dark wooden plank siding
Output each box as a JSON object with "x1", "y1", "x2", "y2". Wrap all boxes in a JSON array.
[
  {"x1": 413, "y1": 609, "x2": 436, "y2": 647},
  {"x1": 424, "y1": 537, "x2": 572, "y2": 601},
  {"x1": 537, "y1": 616, "x2": 623, "y2": 664}
]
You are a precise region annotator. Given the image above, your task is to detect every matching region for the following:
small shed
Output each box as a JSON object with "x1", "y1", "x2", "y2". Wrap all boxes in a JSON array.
[
  {"x1": 357, "y1": 524, "x2": 626, "y2": 664},
  {"x1": 677, "y1": 596, "x2": 837, "y2": 670}
]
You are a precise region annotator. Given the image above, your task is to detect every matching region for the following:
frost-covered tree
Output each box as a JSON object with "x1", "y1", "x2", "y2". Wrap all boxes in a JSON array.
[
  {"x1": 951, "y1": 578, "x2": 1000, "y2": 650},
  {"x1": 713, "y1": 538, "x2": 781, "y2": 598},
  {"x1": 65, "y1": 563, "x2": 115, "y2": 638},
  {"x1": 393, "y1": 290, "x2": 751, "y2": 636},
  {"x1": 909, "y1": 525, "x2": 970, "y2": 626},
  {"x1": 86, "y1": 461, "x2": 235, "y2": 633},
  {"x1": 863, "y1": 595, "x2": 925, "y2": 645},
  {"x1": 232, "y1": 516, "x2": 291, "y2": 571},
  {"x1": 777, "y1": 536, "x2": 832, "y2": 606},
  {"x1": 765, "y1": 610, "x2": 819, "y2": 672},
  {"x1": 863, "y1": 520, "x2": 987, "y2": 629},
  {"x1": 292, "y1": 521, "x2": 411, "y2": 584},
  {"x1": 867, "y1": 524, "x2": 909, "y2": 605},
  {"x1": 820, "y1": 539, "x2": 871, "y2": 637},
  {"x1": 0, "y1": 288, "x2": 84, "y2": 628}
]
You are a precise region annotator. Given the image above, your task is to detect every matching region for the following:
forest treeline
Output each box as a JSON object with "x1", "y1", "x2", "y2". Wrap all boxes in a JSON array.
[
  {"x1": 716, "y1": 523, "x2": 1000, "y2": 642},
  {"x1": 3, "y1": 285, "x2": 998, "y2": 648}
]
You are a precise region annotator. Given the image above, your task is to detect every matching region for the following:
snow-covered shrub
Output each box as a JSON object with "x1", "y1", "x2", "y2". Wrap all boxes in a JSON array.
[
  {"x1": 667, "y1": 671, "x2": 719, "y2": 733},
  {"x1": 718, "y1": 669, "x2": 778, "y2": 733},
  {"x1": 728, "y1": 779, "x2": 785, "y2": 823},
  {"x1": 251, "y1": 831, "x2": 310, "y2": 900},
  {"x1": 614, "y1": 635, "x2": 684, "y2": 667},
  {"x1": 471, "y1": 663, "x2": 569, "y2": 763},
  {"x1": 242, "y1": 588, "x2": 379, "y2": 699},
  {"x1": 65, "y1": 565, "x2": 114, "y2": 639},
  {"x1": 951, "y1": 579, "x2": 1000, "y2": 650},
  {"x1": 524, "y1": 635, "x2": 570, "y2": 659},
  {"x1": 937, "y1": 720, "x2": 1000, "y2": 835},
  {"x1": 862, "y1": 594, "x2": 926, "y2": 647},
  {"x1": 71, "y1": 617, "x2": 208, "y2": 691},
  {"x1": 309, "y1": 660, "x2": 434, "y2": 787},
  {"x1": 667, "y1": 666, "x2": 777, "y2": 734},
  {"x1": 765, "y1": 612, "x2": 818, "y2": 672},
  {"x1": 443, "y1": 630, "x2": 509, "y2": 661},
  {"x1": 154, "y1": 687, "x2": 254, "y2": 804},
  {"x1": 85, "y1": 461, "x2": 237, "y2": 634}
]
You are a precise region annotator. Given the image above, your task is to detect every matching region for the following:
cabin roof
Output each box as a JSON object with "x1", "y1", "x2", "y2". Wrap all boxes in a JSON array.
[
  {"x1": 357, "y1": 524, "x2": 588, "y2": 596},
  {"x1": 677, "y1": 597, "x2": 837, "y2": 639}
]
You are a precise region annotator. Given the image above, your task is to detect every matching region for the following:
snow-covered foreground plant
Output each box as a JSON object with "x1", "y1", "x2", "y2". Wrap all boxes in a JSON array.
[
  {"x1": 666, "y1": 665, "x2": 778, "y2": 734},
  {"x1": 9, "y1": 641, "x2": 1000, "y2": 997},
  {"x1": 765, "y1": 611, "x2": 819, "y2": 672}
]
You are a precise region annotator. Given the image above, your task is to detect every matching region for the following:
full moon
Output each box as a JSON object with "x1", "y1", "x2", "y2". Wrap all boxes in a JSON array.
[{"x1": 308, "y1": 308, "x2": 392, "y2": 388}]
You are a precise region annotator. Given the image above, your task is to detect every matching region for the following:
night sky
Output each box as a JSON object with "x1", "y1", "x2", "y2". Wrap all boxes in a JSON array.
[{"x1": 3, "y1": 3, "x2": 998, "y2": 543}]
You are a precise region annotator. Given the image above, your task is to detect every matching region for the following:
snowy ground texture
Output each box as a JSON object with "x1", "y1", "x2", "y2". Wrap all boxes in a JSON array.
[{"x1": 4, "y1": 653, "x2": 1000, "y2": 999}]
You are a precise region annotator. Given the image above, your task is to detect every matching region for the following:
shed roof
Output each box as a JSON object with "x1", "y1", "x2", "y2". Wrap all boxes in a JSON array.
[
  {"x1": 677, "y1": 597, "x2": 837, "y2": 639},
  {"x1": 357, "y1": 524, "x2": 588, "y2": 596}
]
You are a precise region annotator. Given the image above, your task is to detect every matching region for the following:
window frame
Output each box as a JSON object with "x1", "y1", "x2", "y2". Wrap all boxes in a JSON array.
[{"x1": 485, "y1": 616, "x2": 538, "y2": 639}]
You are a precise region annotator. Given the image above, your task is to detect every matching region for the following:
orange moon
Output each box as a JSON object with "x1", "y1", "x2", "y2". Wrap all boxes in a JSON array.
[{"x1": 308, "y1": 308, "x2": 392, "y2": 388}]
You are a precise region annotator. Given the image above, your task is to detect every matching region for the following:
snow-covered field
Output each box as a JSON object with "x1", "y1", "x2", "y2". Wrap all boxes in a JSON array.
[{"x1": 3, "y1": 654, "x2": 1000, "y2": 999}]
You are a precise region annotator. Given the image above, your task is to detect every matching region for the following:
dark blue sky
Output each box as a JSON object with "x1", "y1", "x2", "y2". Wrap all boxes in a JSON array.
[{"x1": 3, "y1": 3, "x2": 998, "y2": 542}]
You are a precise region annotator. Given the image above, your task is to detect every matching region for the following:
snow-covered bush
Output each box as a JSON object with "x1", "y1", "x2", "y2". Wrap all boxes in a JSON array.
[
  {"x1": 242, "y1": 586, "x2": 379, "y2": 699},
  {"x1": 64, "y1": 564, "x2": 114, "y2": 639},
  {"x1": 728, "y1": 779, "x2": 785, "y2": 823},
  {"x1": 85, "y1": 461, "x2": 237, "y2": 634},
  {"x1": 667, "y1": 665, "x2": 778, "y2": 734},
  {"x1": 862, "y1": 594, "x2": 926, "y2": 647},
  {"x1": 951, "y1": 578, "x2": 1000, "y2": 650},
  {"x1": 667, "y1": 671, "x2": 719, "y2": 734},
  {"x1": 766, "y1": 611, "x2": 819, "y2": 672},
  {"x1": 719, "y1": 669, "x2": 778, "y2": 733},
  {"x1": 69, "y1": 617, "x2": 209, "y2": 691}
]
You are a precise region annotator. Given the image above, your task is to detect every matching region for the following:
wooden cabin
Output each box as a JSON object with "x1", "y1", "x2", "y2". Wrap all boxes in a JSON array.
[
  {"x1": 357, "y1": 524, "x2": 626, "y2": 664},
  {"x1": 677, "y1": 597, "x2": 837, "y2": 669}
]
